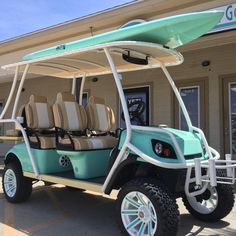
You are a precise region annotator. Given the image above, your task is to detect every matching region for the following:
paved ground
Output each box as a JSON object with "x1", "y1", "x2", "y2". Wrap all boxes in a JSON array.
[{"x1": 0, "y1": 159, "x2": 236, "y2": 236}]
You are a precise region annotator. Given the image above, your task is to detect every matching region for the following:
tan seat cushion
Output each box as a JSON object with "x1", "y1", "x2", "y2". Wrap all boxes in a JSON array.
[
  {"x1": 25, "y1": 95, "x2": 54, "y2": 129},
  {"x1": 60, "y1": 136, "x2": 117, "y2": 150},
  {"x1": 30, "y1": 136, "x2": 56, "y2": 149},
  {"x1": 53, "y1": 92, "x2": 87, "y2": 131},
  {"x1": 86, "y1": 96, "x2": 115, "y2": 132}
]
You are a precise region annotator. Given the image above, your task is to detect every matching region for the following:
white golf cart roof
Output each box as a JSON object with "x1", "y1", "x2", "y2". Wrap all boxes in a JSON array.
[{"x1": 2, "y1": 41, "x2": 183, "y2": 78}]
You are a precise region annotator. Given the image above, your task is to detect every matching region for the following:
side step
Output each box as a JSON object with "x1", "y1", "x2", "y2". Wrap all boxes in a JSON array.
[{"x1": 23, "y1": 172, "x2": 103, "y2": 193}]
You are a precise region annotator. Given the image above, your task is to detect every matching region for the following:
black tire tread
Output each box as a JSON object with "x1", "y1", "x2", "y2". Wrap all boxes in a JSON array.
[
  {"x1": 117, "y1": 178, "x2": 179, "y2": 236},
  {"x1": 182, "y1": 183, "x2": 235, "y2": 222},
  {"x1": 2, "y1": 162, "x2": 32, "y2": 203}
]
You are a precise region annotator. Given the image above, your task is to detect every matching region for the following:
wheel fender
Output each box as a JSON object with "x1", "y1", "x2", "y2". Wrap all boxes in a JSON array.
[
  {"x1": 105, "y1": 154, "x2": 152, "y2": 194},
  {"x1": 4, "y1": 153, "x2": 22, "y2": 169},
  {"x1": 5, "y1": 143, "x2": 29, "y2": 171}
]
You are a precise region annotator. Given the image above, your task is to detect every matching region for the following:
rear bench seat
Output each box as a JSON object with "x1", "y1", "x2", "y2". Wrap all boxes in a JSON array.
[
  {"x1": 6, "y1": 104, "x2": 26, "y2": 137},
  {"x1": 53, "y1": 92, "x2": 117, "y2": 150}
]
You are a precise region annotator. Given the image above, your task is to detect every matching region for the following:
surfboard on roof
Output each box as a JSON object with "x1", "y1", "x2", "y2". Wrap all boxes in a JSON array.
[{"x1": 22, "y1": 10, "x2": 223, "y2": 61}]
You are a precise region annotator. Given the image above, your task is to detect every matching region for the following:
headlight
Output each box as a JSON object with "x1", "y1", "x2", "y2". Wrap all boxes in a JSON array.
[
  {"x1": 151, "y1": 139, "x2": 177, "y2": 159},
  {"x1": 154, "y1": 142, "x2": 163, "y2": 155}
]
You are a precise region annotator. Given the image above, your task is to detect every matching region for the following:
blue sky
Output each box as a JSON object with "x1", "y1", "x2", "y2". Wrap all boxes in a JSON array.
[{"x1": 0, "y1": 0, "x2": 133, "y2": 42}]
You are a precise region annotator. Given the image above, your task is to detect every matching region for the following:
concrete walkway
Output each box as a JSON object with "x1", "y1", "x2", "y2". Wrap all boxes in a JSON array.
[
  {"x1": 0, "y1": 158, "x2": 4, "y2": 173},
  {"x1": 0, "y1": 165, "x2": 235, "y2": 236}
]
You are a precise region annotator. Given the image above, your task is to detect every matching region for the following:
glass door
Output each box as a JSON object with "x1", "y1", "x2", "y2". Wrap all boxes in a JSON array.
[
  {"x1": 229, "y1": 83, "x2": 236, "y2": 157},
  {"x1": 173, "y1": 78, "x2": 208, "y2": 135},
  {"x1": 222, "y1": 76, "x2": 236, "y2": 158}
]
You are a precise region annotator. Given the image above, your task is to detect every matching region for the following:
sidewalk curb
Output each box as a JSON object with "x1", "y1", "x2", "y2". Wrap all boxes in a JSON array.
[
  {"x1": 0, "y1": 158, "x2": 4, "y2": 165},
  {"x1": 0, "y1": 157, "x2": 4, "y2": 175}
]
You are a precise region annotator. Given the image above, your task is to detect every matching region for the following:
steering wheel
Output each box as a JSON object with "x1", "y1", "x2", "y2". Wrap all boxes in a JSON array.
[{"x1": 122, "y1": 100, "x2": 146, "y2": 125}]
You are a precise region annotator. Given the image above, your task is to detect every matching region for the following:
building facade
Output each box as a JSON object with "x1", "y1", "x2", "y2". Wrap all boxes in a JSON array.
[{"x1": 0, "y1": 0, "x2": 236, "y2": 157}]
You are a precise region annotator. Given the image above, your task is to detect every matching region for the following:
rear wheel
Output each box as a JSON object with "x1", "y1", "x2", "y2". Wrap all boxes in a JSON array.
[
  {"x1": 182, "y1": 183, "x2": 235, "y2": 222},
  {"x1": 116, "y1": 178, "x2": 179, "y2": 236},
  {"x1": 2, "y1": 162, "x2": 32, "y2": 203}
]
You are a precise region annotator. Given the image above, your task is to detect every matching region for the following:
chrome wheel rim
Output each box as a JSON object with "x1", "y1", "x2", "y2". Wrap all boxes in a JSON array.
[
  {"x1": 121, "y1": 191, "x2": 157, "y2": 236},
  {"x1": 187, "y1": 185, "x2": 218, "y2": 214},
  {"x1": 4, "y1": 169, "x2": 17, "y2": 198}
]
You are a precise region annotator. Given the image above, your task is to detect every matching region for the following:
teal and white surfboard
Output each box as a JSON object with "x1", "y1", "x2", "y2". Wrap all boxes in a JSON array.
[{"x1": 23, "y1": 11, "x2": 223, "y2": 61}]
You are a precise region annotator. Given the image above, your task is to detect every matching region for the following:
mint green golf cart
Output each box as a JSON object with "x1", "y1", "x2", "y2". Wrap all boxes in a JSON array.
[{"x1": 1, "y1": 11, "x2": 236, "y2": 236}]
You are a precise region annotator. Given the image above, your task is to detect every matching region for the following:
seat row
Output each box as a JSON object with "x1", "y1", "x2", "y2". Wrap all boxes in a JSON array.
[{"x1": 21, "y1": 92, "x2": 118, "y2": 150}]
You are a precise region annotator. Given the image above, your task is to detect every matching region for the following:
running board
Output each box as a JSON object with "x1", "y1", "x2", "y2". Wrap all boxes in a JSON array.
[{"x1": 23, "y1": 172, "x2": 103, "y2": 193}]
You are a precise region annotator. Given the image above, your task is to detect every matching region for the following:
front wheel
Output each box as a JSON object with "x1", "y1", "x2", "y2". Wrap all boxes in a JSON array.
[
  {"x1": 2, "y1": 162, "x2": 32, "y2": 203},
  {"x1": 182, "y1": 184, "x2": 235, "y2": 222},
  {"x1": 116, "y1": 178, "x2": 179, "y2": 236}
]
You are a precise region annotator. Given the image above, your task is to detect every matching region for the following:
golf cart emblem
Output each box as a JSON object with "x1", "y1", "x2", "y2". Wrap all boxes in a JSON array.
[
  {"x1": 56, "y1": 44, "x2": 66, "y2": 51},
  {"x1": 59, "y1": 155, "x2": 71, "y2": 168}
]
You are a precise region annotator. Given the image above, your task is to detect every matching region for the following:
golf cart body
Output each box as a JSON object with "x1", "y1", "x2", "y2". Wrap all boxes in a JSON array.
[{"x1": 0, "y1": 10, "x2": 235, "y2": 236}]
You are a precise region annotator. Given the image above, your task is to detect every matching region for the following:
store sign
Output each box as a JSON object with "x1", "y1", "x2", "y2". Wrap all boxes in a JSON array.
[{"x1": 210, "y1": 3, "x2": 236, "y2": 33}]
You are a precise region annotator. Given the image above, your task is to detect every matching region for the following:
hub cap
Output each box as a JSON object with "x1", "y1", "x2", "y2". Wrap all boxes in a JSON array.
[
  {"x1": 187, "y1": 185, "x2": 218, "y2": 214},
  {"x1": 121, "y1": 191, "x2": 157, "y2": 236},
  {"x1": 4, "y1": 169, "x2": 17, "y2": 198}
]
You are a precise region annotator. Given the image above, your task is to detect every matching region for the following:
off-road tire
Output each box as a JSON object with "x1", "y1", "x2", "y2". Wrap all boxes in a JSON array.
[
  {"x1": 116, "y1": 178, "x2": 179, "y2": 236},
  {"x1": 2, "y1": 162, "x2": 32, "y2": 203},
  {"x1": 182, "y1": 183, "x2": 235, "y2": 222}
]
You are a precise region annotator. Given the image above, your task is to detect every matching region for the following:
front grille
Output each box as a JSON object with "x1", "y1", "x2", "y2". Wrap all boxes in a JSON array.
[{"x1": 184, "y1": 153, "x2": 202, "y2": 160}]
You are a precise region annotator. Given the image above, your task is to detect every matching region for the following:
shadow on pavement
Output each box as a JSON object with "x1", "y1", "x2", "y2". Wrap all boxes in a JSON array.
[
  {"x1": 0, "y1": 183, "x2": 235, "y2": 236},
  {"x1": 178, "y1": 214, "x2": 235, "y2": 236},
  {"x1": 0, "y1": 185, "x2": 121, "y2": 236}
]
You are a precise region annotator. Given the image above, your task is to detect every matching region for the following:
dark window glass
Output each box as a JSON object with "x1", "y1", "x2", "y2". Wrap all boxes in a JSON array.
[{"x1": 179, "y1": 87, "x2": 199, "y2": 131}]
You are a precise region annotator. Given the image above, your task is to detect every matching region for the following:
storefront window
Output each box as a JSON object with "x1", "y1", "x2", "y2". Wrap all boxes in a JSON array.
[
  {"x1": 120, "y1": 86, "x2": 150, "y2": 128},
  {"x1": 179, "y1": 86, "x2": 200, "y2": 131}
]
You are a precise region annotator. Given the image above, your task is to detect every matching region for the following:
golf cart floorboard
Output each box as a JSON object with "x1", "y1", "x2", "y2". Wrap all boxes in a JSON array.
[
  {"x1": 51, "y1": 171, "x2": 106, "y2": 183},
  {"x1": 23, "y1": 171, "x2": 105, "y2": 193}
]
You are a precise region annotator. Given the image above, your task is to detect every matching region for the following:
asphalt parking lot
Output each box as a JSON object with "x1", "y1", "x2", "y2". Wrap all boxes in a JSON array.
[{"x1": 0, "y1": 159, "x2": 236, "y2": 236}]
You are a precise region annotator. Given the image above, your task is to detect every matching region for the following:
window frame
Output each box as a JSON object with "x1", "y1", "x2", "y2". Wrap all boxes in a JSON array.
[
  {"x1": 178, "y1": 85, "x2": 200, "y2": 130},
  {"x1": 228, "y1": 82, "x2": 236, "y2": 156},
  {"x1": 119, "y1": 84, "x2": 151, "y2": 128},
  {"x1": 172, "y1": 77, "x2": 208, "y2": 137}
]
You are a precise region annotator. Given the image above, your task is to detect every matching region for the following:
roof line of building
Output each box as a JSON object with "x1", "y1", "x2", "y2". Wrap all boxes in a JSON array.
[
  {"x1": 0, "y1": 0, "x2": 139, "y2": 45},
  {"x1": 0, "y1": 0, "x2": 228, "y2": 57}
]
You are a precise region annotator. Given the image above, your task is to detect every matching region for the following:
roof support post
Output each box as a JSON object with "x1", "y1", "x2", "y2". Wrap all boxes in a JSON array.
[
  {"x1": 102, "y1": 48, "x2": 131, "y2": 193},
  {"x1": 71, "y1": 75, "x2": 76, "y2": 95},
  {"x1": 159, "y1": 62, "x2": 193, "y2": 132},
  {"x1": 0, "y1": 66, "x2": 19, "y2": 120},
  {"x1": 79, "y1": 74, "x2": 86, "y2": 105},
  {"x1": 11, "y1": 64, "x2": 29, "y2": 119}
]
